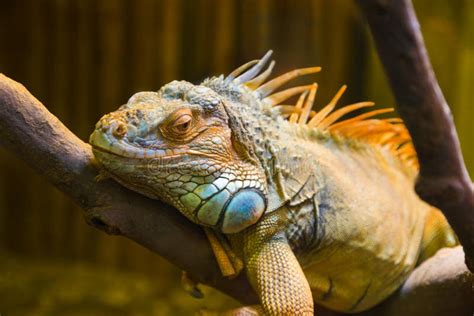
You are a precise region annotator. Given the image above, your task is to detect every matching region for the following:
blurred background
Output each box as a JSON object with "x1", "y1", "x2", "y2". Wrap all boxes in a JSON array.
[{"x1": 0, "y1": 0, "x2": 472, "y2": 315}]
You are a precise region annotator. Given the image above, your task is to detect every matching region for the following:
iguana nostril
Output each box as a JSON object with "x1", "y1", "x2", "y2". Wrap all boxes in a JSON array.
[{"x1": 112, "y1": 122, "x2": 127, "y2": 138}]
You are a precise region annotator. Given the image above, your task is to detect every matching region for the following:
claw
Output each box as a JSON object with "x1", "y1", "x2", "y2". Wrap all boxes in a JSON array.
[
  {"x1": 94, "y1": 169, "x2": 111, "y2": 182},
  {"x1": 181, "y1": 271, "x2": 204, "y2": 299}
]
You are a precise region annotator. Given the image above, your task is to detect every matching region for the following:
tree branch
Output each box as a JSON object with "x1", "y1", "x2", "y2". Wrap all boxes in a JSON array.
[{"x1": 356, "y1": 0, "x2": 474, "y2": 271}]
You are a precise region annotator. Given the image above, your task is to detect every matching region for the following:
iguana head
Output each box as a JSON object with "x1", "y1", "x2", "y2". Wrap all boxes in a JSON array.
[
  {"x1": 90, "y1": 50, "x2": 330, "y2": 233},
  {"x1": 90, "y1": 79, "x2": 268, "y2": 233}
]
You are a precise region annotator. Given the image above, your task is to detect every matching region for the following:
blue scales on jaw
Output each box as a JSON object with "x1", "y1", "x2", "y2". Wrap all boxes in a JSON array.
[{"x1": 177, "y1": 176, "x2": 266, "y2": 234}]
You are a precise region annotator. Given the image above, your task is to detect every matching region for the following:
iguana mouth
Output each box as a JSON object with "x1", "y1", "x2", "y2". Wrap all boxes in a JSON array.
[
  {"x1": 90, "y1": 129, "x2": 217, "y2": 162},
  {"x1": 90, "y1": 129, "x2": 187, "y2": 160}
]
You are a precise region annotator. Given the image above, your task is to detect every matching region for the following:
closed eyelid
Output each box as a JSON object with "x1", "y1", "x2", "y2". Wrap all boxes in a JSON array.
[
  {"x1": 158, "y1": 108, "x2": 191, "y2": 128},
  {"x1": 159, "y1": 107, "x2": 201, "y2": 142},
  {"x1": 173, "y1": 113, "x2": 193, "y2": 126}
]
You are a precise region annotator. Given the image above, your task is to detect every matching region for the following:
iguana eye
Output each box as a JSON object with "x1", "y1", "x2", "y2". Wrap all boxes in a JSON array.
[
  {"x1": 173, "y1": 113, "x2": 192, "y2": 131},
  {"x1": 172, "y1": 113, "x2": 193, "y2": 133},
  {"x1": 160, "y1": 108, "x2": 197, "y2": 141}
]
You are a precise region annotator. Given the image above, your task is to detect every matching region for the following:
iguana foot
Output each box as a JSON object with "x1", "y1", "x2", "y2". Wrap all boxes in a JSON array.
[{"x1": 181, "y1": 271, "x2": 204, "y2": 299}]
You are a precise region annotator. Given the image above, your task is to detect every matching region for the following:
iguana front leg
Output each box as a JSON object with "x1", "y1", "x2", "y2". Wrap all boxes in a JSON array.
[
  {"x1": 232, "y1": 216, "x2": 314, "y2": 315},
  {"x1": 246, "y1": 234, "x2": 313, "y2": 315}
]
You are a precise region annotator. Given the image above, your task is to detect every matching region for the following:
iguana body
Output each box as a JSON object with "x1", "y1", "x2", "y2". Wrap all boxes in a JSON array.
[{"x1": 90, "y1": 51, "x2": 456, "y2": 314}]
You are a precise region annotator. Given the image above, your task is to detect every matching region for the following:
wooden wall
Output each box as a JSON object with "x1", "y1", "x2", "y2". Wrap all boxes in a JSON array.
[{"x1": 0, "y1": 0, "x2": 472, "y2": 274}]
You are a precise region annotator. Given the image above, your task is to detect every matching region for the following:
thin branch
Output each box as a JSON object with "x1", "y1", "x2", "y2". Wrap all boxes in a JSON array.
[{"x1": 356, "y1": 0, "x2": 474, "y2": 271}]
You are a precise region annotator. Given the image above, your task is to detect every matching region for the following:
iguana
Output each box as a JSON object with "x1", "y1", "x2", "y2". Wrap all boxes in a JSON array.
[{"x1": 89, "y1": 51, "x2": 457, "y2": 315}]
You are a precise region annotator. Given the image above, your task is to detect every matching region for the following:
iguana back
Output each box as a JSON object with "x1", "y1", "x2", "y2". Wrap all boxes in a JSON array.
[{"x1": 214, "y1": 83, "x2": 456, "y2": 311}]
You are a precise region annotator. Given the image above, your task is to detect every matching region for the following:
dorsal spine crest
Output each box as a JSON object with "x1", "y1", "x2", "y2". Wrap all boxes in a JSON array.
[{"x1": 203, "y1": 50, "x2": 418, "y2": 170}]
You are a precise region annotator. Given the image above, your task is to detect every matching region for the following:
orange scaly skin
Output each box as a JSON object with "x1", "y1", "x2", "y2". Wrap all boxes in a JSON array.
[{"x1": 90, "y1": 51, "x2": 457, "y2": 315}]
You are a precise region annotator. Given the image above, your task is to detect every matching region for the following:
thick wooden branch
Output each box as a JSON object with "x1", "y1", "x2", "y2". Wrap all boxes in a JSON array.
[{"x1": 356, "y1": 0, "x2": 474, "y2": 271}]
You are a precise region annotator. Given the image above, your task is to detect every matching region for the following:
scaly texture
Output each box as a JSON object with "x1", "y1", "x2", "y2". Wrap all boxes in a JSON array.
[{"x1": 89, "y1": 51, "x2": 457, "y2": 315}]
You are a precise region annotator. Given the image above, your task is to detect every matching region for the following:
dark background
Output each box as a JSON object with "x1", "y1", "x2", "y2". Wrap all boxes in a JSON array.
[{"x1": 0, "y1": 0, "x2": 472, "y2": 315}]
